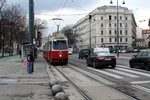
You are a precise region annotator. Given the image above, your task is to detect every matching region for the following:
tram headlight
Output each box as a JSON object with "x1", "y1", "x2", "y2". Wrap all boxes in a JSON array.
[{"x1": 59, "y1": 54, "x2": 62, "y2": 57}]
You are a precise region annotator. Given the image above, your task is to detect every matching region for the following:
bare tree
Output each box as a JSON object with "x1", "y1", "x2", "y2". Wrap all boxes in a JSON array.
[
  {"x1": 61, "y1": 25, "x2": 80, "y2": 48},
  {"x1": 34, "y1": 18, "x2": 47, "y2": 47},
  {"x1": 0, "y1": 0, "x2": 7, "y2": 56}
]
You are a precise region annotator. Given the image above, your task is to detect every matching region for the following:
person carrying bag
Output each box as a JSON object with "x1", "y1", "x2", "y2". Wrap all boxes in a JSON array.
[{"x1": 27, "y1": 51, "x2": 34, "y2": 74}]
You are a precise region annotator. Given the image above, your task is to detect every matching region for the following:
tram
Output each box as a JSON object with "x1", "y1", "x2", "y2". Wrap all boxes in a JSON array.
[{"x1": 43, "y1": 33, "x2": 68, "y2": 65}]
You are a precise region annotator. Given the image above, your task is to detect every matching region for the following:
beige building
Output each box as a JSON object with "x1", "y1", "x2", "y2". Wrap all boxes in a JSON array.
[
  {"x1": 73, "y1": 5, "x2": 137, "y2": 51},
  {"x1": 142, "y1": 29, "x2": 150, "y2": 48}
]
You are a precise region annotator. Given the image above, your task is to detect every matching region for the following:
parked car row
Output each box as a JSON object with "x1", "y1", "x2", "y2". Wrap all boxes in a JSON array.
[{"x1": 111, "y1": 49, "x2": 141, "y2": 53}]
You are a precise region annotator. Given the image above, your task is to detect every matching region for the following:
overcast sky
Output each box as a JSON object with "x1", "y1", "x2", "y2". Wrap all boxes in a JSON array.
[{"x1": 7, "y1": 0, "x2": 150, "y2": 36}]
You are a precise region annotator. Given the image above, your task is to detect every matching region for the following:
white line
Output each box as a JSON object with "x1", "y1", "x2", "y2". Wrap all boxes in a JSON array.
[
  {"x1": 117, "y1": 65, "x2": 130, "y2": 68},
  {"x1": 130, "y1": 80, "x2": 150, "y2": 84},
  {"x1": 107, "y1": 69, "x2": 140, "y2": 78},
  {"x1": 87, "y1": 67, "x2": 123, "y2": 79},
  {"x1": 132, "y1": 85, "x2": 150, "y2": 93},
  {"x1": 116, "y1": 68, "x2": 150, "y2": 77}
]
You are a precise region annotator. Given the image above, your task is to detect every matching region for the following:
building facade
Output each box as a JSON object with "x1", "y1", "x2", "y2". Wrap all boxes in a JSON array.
[
  {"x1": 142, "y1": 29, "x2": 150, "y2": 48},
  {"x1": 73, "y1": 5, "x2": 137, "y2": 51}
]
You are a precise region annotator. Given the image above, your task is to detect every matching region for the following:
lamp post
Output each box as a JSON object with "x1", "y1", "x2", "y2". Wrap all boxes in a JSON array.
[
  {"x1": 110, "y1": 0, "x2": 125, "y2": 57},
  {"x1": 52, "y1": 18, "x2": 64, "y2": 34}
]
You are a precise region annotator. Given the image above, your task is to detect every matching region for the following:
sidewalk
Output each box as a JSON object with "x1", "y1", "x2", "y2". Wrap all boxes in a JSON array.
[{"x1": 0, "y1": 55, "x2": 54, "y2": 100}]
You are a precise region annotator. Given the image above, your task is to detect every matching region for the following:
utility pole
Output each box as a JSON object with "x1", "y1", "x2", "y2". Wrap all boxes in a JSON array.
[
  {"x1": 29, "y1": 0, "x2": 34, "y2": 47},
  {"x1": 89, "y1": 14, "x2": 92, "y2": 55}
]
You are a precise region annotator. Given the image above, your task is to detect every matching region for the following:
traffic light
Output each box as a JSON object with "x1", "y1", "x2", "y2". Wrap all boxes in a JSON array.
[
  {"x1": 109, "y1": 15, "x2": 112, "y2": 22},
  {"x1": 89, "y1": 15, "x2": 92, "y2": 22}
]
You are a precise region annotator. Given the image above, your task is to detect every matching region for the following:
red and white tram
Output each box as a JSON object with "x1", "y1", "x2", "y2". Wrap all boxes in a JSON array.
[{"x1": 43, "y1": 34, "x2": 68, "y2": 65}]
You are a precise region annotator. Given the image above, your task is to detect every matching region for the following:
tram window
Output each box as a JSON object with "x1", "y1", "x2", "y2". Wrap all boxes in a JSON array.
[{"x1": 53, "y1": 40, "x2": 67, "y2": 50}]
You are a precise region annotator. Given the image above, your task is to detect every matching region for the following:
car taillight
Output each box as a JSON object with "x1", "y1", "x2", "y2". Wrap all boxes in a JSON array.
[
  {"x1": 96, "y1": 57, "x2": 104, "y2": 60},
  {"x1": 111, "y1": 56, "x2": 116, "y2": 59}
]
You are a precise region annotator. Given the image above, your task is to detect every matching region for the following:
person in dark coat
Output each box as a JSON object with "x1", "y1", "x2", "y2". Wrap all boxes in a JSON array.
[
  {"x1": 19, "y1": 50, "x2": 21, "y2": 58},
  {"x1": 27, "y1": 51, "x2": 34, "y2": 73}
]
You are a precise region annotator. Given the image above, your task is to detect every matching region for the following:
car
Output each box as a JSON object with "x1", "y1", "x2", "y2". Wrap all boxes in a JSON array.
[
  {"x1": 68, "y1": 48, "x2": 73, "y2": 55},
  {"x1": 78, "y1": 49, "x2": 90, "y2": 59},
  {"x1": 86, "y1": 52, "x2": 116, "y2": 69},
  {"x1": 93, "y1": 47, "x2": 110, "y2": 53},
  {"x1": 129, "y1": 49, "x2": 150, "y2": 71}
]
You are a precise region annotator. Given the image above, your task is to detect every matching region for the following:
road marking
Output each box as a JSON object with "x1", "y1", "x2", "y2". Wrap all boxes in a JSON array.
[
  {"x1": 87, "y1": 67, "x2": 123, "y2": 79},
  {"x1": 107, "y1": 69, "x2": 140, "y2": 78},
  {"x1": 132, "y1": 85, "x2": 150, "y2": 93},
  {"x1": 116, "y1": 68, "x2": 150, "y2": 77},
  {"x1": 0, "y1": 81, "x2": 47, "y2": 84},
  {"x1": 130, "y1": 80, "x2": 150, "y2": 84},
  {"x1": 117, "y1": 65, "x2": 130, "y2": 68}
]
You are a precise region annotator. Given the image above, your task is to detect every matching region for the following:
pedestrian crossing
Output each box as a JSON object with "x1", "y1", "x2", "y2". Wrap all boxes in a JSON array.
[
  {"x1": 87, "y1": 65, "x2": 150, "y2": 79},
  {"x1": 87, "y1": 65, "x2": 150, "y2": 93}
]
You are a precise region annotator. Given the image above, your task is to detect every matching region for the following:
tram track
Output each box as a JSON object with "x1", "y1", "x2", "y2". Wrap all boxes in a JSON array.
[
  {"x1": 49, "y1": 64, "x2": 136, "y2": 100},
  {"x1": 55, "y1": 66, "x2": 92, "y2": 100}
]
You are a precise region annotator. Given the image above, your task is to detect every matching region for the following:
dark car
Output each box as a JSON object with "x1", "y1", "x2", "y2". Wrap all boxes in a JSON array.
[
  {"x1": 86, "y1": 52, "x2": 116, "y2": 69},
  {"x1": 129, "y1": 50, "x2": 150, "y2": 71},
  {"x1": 78, "y1": 49, "x2": 90, "y2": 59}
]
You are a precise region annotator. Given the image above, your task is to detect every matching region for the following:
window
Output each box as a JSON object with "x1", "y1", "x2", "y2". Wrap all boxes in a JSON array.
[
  {"x1": 120, "y1": 38, "x2": 122, "y2": 42},
  {"x1": 114, "y1": 16, "x2": 117, "y2": 20},
  {"x1": 125, "y1": 38, "x2": 128, "y2": 42},
  {"x1": 115, "y1": 38, "x2": 117, "y2": 42},
  {"x1": 101, "y1": 23, "x2": 103, "y2": 27},
  {"x1": 125, "y1": 17, "x2": 128, "y2": 20},
  {"x1": 125, "y1": 30, "x2": 128, "y2": 35},
  {"x1": 120, "y1": 16, "x2": 122, "y2": 20},
  {"x1": 101, "y1": 38, "x2": 103, "y2": 43},
  {"x1": 120, "y1": 23, "x2": 122, "y2": 27},
  {"x1": 101, "y1": 30, "x2": 103, "y2": 35},
  {"x1": 53, "y1": 40, "x2": 67, "y2": 50},
  {"x1": 114, "y1": 23, "x2": 117, "y2": 27},
  {"x1": 109, "y1": 38, "x2": 112, "y2": 42},
  {"x1": 101, "y1": 16, "x2": 103, "y2": 20},
  {"x1": 109, "y1": 23, "x2": 111, "y2": 27},
  {"x1": 115, "y1": 30, "x2": 117, "y2": 35},
  {"x1": 120, "y1": 30, "x2": 122, "y2": 35},
  {"x1": 109, "y1": 30, "x2": 111, "y2": 35}
]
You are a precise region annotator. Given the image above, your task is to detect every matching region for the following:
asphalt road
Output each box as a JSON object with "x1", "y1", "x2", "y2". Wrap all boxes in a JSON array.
[{"x1": 68, "y1": 53, "x2": 150, "y2": 100}]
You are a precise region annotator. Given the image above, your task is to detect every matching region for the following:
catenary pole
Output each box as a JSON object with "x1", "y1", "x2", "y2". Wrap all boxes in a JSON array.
[{"x1": 29, "y1": 0, "x2": 34, "y2": 46}]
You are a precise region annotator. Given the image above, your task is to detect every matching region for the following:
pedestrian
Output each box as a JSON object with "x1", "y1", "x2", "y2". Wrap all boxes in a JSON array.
[
  {"x1": 27, "y1": 51, "x2": 34, "y2": 74},
  {"x1": 19, "y1": 50, "x2": 21, "y2": 58}
]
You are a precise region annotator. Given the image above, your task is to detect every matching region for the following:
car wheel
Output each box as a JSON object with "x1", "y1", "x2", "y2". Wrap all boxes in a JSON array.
[{"x1": 130, "y1": 62, "x2": 134, "y2": 68}]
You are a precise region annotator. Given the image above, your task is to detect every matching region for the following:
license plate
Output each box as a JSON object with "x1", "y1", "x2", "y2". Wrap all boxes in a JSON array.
[{"x1": 105, "y1": 58, "x2": 111, "y2": 60}]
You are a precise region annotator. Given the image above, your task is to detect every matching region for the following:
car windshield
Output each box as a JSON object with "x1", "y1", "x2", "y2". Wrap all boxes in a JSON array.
[
  {"x1": 95, "y1": 52, "x2": 112, "y2": 56},
  {"x1": 53, "y1": 40, "x2": 67, "y2": 50}
]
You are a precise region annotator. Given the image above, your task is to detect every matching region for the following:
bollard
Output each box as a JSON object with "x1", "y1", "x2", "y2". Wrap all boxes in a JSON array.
[
  {"x1": 54, "y1": 92, "x2": 68, "y2": 100},
  {"x1": 48, "y1": 80, "x2": 59, "y2": 88},
  {"x1": 51, "y1": 84, "x2": 63, "y2": 95}
]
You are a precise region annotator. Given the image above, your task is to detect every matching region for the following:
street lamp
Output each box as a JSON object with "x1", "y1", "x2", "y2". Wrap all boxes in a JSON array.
[
  {"x1": 52, "y1": 18, "x2": 64, "y2": 34},
  {"x1": 110, "y1": 0, "x2": 125, "y2": 57}
]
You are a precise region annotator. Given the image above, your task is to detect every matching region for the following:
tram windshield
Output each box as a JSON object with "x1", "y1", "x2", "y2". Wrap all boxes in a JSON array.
[{"x1": 53, "y1": 40, "x2": 67, "y2": 50}]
